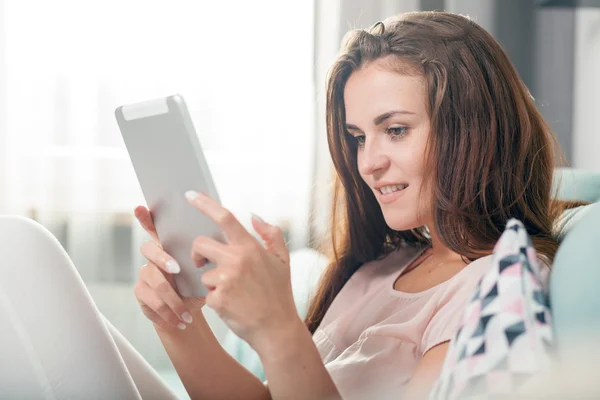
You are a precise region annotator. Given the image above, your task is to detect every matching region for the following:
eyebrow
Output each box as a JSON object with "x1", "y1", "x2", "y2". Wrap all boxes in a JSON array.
[{"x1": 345, "y1": 110, "x2": 416, "y2": 131}]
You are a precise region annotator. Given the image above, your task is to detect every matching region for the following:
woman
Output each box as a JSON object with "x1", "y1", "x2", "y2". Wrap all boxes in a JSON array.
[
  {"x1": 0, "y1": 11, "x2": 566, "y2": 400},
  {"x1": 132, "y1": 11, "x2": 565, "y2": 399}
]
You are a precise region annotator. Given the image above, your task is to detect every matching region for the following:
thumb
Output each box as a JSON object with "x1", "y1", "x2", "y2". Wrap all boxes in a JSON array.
[{"x1": 250, "y1": 213, "x2": 290, "y2": 265}]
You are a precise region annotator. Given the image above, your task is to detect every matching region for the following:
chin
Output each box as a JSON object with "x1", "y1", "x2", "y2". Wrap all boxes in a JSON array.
[{"x1": 382, "y1": 212, "x2": 421, "y2": 232}]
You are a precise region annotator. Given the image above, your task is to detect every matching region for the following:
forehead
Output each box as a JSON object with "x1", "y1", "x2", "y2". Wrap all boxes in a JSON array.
[{"x1": 343, "y1": 60, "x2": 427, "y2": 122}]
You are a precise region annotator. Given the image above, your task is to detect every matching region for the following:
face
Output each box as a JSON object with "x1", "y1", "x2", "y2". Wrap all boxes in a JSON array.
[{"x1": 344, "y1": 59, "x2": 432, "y2": 231}]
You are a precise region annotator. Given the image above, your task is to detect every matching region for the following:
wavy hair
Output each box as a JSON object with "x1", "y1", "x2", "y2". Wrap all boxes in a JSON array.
[{"x1": 305, "y1": 11, "x2": 572, "y2": 333}]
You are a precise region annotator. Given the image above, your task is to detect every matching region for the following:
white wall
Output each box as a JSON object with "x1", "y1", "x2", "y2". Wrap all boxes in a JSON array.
[
  {"x1": 445, "y1": 0, "x2": 496, "y2": 34},
  {"x1": 382, "y1": 0, "x2": 420, "y2": 16},
  {"x1": 573, "y1": 8, "x2": 600, "y2": 172},
  {"x1": 310, "y1": 0, "x2": 340, "y2": 245}
]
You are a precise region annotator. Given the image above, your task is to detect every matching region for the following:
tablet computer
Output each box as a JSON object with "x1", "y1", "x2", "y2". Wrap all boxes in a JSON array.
[{"x1": 115, "y1": 94, "x2": 224, "y2": 298}]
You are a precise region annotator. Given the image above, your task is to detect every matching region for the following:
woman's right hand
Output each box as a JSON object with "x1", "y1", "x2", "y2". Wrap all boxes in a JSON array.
[{"x1": 133, "y1": 205, "x2": 205, "y2": 332}]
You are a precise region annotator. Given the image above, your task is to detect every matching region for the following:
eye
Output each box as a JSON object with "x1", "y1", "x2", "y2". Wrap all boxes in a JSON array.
[
  {"x1": 387, "y1": 126, "x2": 408, "y2": 138},
  {"x1": 346, "y1": 131, "x2": 365, "y2": 147}
]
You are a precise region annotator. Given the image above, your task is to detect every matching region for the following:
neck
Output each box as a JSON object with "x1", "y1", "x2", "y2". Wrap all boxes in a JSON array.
[{"x1": 425, "y1": 223, "x2": 462, "y2": 261}]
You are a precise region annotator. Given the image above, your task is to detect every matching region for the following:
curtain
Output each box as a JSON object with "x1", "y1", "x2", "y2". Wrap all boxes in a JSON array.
[
  {"x1": 0, "y1": 0, "x2": 316, "y2": 371},
  {"x1": 1, "y1": 0, "x2": 316, "y2": 281},
  {"x1": 0, "y1": 0, "x2": 6, "y2": 213}
]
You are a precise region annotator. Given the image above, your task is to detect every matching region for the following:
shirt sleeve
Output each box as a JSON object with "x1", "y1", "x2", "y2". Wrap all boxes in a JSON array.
[{"x1": 420, "y1": 256, "x2": 493, "y2": 355}]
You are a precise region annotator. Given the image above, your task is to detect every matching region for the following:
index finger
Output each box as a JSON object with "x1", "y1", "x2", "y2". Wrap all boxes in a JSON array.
[
  {"x1": 184, "y1": 191, "x2": 251, "y2": 244},
  {"x1": 134, "y1": 205, "x2": 160, "y2": 243}
]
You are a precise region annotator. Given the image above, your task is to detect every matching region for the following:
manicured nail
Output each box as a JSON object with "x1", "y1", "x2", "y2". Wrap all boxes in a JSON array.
[
  {"x1": 177, "y1": 322, "x2": 186, "y2": 330},
  {"x1": 185, "y1": 190, "x2": 199, "y2": 201},
  {"x1": 165, "y1": 260, "x2": 181, "y2": 274},
  {"x1": 251, "y1": 213, "x2": 265, "y2": 224},
  {"x1": 181, "y1": 312, "x2": 193, "y2": 324}
]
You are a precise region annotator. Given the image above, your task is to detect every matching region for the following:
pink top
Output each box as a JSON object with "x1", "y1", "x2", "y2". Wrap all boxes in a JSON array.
[{"x1": 313, "y1": 244, "x2": 493, "y2": 400}]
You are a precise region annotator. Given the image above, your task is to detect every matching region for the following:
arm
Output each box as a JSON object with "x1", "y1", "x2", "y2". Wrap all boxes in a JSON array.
[
  {"x1": 134, "y1": 206, "x2": 269, "y2": 399},
  {"x1": 402, "y1": 342, "x2": 449, "y2": 400},
  {"x1": 186, "y1": 192, "x2": 341, "y2": 400},
  {"x1": 135, "y1": 200, "x2": 338, "y2": 400},
  {"x1": 156, "y1": 307, "x2": 340, "y2": 400},
  {"x1": 154, "y1": 313, "x2": 271, "y2": 400},
  {"x1": 253, "y1": 318, "x2": 341, "y2": 400}
]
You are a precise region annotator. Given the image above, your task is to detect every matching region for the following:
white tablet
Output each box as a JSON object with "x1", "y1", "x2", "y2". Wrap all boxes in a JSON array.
[{"x1": 115, "y1": 94, "x2": 224, "y2": 298}]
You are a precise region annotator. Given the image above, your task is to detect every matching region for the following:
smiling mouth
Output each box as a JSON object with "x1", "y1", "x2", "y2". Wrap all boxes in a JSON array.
[{"x1": 378, "y1": 184, "x2": 409, "y2": 195}]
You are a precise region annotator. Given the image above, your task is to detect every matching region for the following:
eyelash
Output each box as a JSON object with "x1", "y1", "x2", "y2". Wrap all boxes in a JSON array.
[{"x1": 350, "y1": 127, "x2": 408, "y2": 147}]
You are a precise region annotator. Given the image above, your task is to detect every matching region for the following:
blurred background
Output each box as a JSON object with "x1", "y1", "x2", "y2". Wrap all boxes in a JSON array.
[{"x1": 0, "y1": 0, "x2": 599, "y2": 397}]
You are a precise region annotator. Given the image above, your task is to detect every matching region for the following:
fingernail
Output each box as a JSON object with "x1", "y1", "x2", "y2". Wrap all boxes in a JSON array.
[
  {"x1": 165, "y1": 260, "x2": 181, "y2": 274},
  {"x1": 181, "y1": 312, "x2": 193, "y2": 324},
  {"x1": 251, "y1": 213, "x2": 265, "y2": 224},
  {"x1": 177, "y1": 322, "x2": 187, "y2": 330},
  {"x1": 185, "y1": 190, "x2": 199, "y2": 201}
]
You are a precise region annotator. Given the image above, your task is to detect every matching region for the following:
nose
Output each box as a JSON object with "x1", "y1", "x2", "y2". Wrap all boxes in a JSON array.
[{"x1": 357, "y1": 136, "x2": 390, "y2": 177}]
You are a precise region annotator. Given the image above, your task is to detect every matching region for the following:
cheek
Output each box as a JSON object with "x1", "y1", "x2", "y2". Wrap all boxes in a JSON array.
[
  {"x1": 356, "y1": 153, "x2": 363, "y2": 174},
  {"x1": 388, "y1": 141, "x2": 427, "y2": 177},
  {"x1": 415, "y1": 184, "x2": 433, "y2": 218},
  {"x1": 381, "y1": 180, "x2": 433, "y2": 230},
  {"x1": 403, "y1": 149, "x2": 427, "y2": 178}
]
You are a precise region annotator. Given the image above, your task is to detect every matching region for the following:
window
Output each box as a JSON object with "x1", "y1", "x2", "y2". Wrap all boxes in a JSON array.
[{"x1": 2, "y1": 0, "x2": 315, "y2": 387}]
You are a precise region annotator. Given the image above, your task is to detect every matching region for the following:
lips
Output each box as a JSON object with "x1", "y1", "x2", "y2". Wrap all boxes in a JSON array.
[
  {"x1": 377, "y1": 184, "x2": 408, "y2": 195},
  {"x1": 376, "y1": 184, "x2": 409, "y2": 204}
]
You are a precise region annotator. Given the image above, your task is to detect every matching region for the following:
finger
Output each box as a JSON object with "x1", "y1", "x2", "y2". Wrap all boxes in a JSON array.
[
  {"x1": 251, "y1": 215, "x2": 290, "y2": 265},
  {"x1": 196, "y1": 257, "x2": 208, "y2": 268},
  {"x1": 204, "y1": 289, "x2": 225, "y2": 315},
  {"x1": 147, "y1": 260, "x2": 176, "y2": 289},
  {"x1": 200, "y1": 267, "x2": 227, "y2": 290},
  {"x1": 140, "y1": 240, "x2": 181, "y2": 274},
  {"x1": 184, "y1": 297, "x2": 207, "y2": 309},
  {"x1": 134, "y1": 279, "x2": 188, "y2": 330},
  {"x1": 140, "y1": 264, "x2": 193, "y2": 325},
  {"x1": 185, "y1": 191, "x2": 250, "y2": 244},
  {"x1": 139, "y1": 301, "x2": 173, "y2": 332},
  {"x1": 134, "y1": 206, "x2": 160, "y2": 243},
  {"x1": 191, "y1": 236, "x2": 230, "y2": 267},
  {"x1": 134, "y1": 279, "x2": 173, "y2": 331}
]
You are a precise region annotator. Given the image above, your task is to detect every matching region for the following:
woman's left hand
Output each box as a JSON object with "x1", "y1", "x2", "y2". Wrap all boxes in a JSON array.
[{"x1": 185, "y1": 190, "x2": 301, "y2": 354}]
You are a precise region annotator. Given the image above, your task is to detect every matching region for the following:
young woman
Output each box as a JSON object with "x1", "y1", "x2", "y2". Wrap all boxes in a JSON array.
[
  {"x1": 0, "y1": 11, "x2": 568, "y2": 400},
  {"x1": 132, "y1": 11, "x2": 566, "y2": 400}
]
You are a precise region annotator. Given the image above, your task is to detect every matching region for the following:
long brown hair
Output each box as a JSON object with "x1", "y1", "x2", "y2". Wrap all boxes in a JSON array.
[{"x1": 306, "y1": 11, "x2": 570, "y2": 334}]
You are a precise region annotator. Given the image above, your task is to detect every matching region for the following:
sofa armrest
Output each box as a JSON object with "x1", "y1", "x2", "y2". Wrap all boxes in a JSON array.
[{"x1": 550, "y1": 203, "x2": 600, "y2": 362}]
